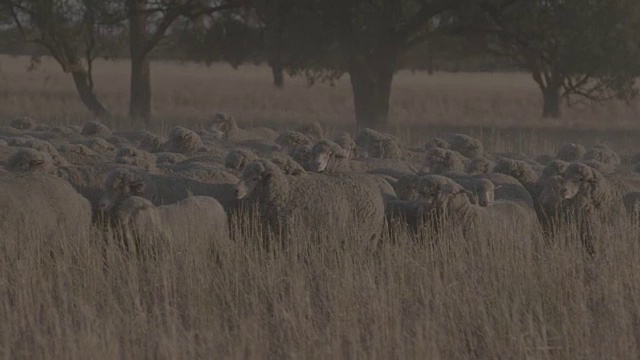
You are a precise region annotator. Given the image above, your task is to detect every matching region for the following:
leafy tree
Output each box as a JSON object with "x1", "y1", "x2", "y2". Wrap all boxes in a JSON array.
[
  {"x1": 286, "y1": 0, "x2": 469, "y2": 129},
  {"x1": 478, "y1": 0, "x2": 640, "y2": 118},
  {"x1": 7, "y1": 0, "x2": 120, "y2": 119}
]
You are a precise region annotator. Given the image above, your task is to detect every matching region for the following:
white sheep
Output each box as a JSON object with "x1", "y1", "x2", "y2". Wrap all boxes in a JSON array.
[
  {"x1": 208, "y1": 113, "x2": 279, "y2": 142},
  {"x1": 235, "y1": 160, "x2": 386, "y2": 247},
  {"x1": 7, "y1": 137, "x2": 70, "y2": 167},
  {"x1": 423, "y1": 148, "x2": 469, "y2": 174},
  {"x1": 163, "y1": 126, "x2": 205, "y2": 154},
  {"x1": 492, "y1": 158, "x2": 539, "y2": 192},
  {"x1": 334, "y1": 132, "x2": 359, "y2": 160},
  {"x1": 584, "y1": 144, "x2": 620, "y2": 166},
  {"x1": 355, "y1": 128, "x2": 403, "y2": 160},
  {"x1": 446, "y1": 133, "x2": 484, "y2": 159}
]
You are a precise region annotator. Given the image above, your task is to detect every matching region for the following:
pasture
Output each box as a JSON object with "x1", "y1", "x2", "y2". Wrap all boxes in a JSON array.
[{"x1": 1, "y1": 55, "x2": 640, "y2": 359}]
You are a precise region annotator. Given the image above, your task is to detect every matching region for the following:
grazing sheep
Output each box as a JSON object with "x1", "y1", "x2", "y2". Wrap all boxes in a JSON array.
[
  {"x1": 270, "y1": 153, "x2": 307, "y2": 176},
  {"x1": 101, "y1": 167, "x2": 239, "y2": 212},
  {"x1": 492, "y1": 158, "x2": 538, "y2": 191},
  {"x1": 155, "y1": 152, "x2": 188, "y2": 165},
  {"x1": 446, "y1": 133, "x2": 484, "y2": 159},
  {"x1": 466, "y1": 157, "x2": 495, "y2": 175},
  {"x1": 424, "y1": 138, "x2": 450, "y2": 151},
  {"x1": 296, "y1": 122, "x2": 324, "y2": 141},
  {"x1": 235, "y1": 160, "x2": 386, "y2": 246},
  {"x1": 57, "y1": 144, "x2": 103, "y2": 165},
  {"x1": 7, "y1": 137, "x2": 70, "y2": 167},
  {"x1": 424, "y1": 148, "x2": 469, "y2": 174},
  {"x1": 334, "y1": 132, "x2": 359, "y2": 159},
  {"x1": 81, "y1": 121, "x2": 112, "y2": 137},
  {"x1": 138, "y1": 131, "x2": 167, "y2": 153},
  {"x1": 275, "y1": 131, "x2": 314, "y2": 152},
  {"x1": 584, "y1": 144, "x2": 620, "y2": 166},
  {"x1": 102, "y1": 194, "x2": 229, "y2": 257},
  {"x1": 0, "y1": 173, "x2": 92, "y2": 241},
  {"x1": 115, "y1": 146, "x2": 157, "y2": 172},
  {"x1": 225, "y1": 148, "x2": 260, "y2": 172},
  {"x1": 557, "y1": 143, "x2": 586, "y2": 162},
  {"x1": 208, "y1": 113, "x2": 278, "y2": 142},
  {"x1": 163, "y1": 126, "x2": 204, "y2": 154},
  {"x1": 10, "y1": 116, "x2": 37, "y2": 130},
  {"x1": 356, "y1": 128, "x2": 403, "y2": 160}
]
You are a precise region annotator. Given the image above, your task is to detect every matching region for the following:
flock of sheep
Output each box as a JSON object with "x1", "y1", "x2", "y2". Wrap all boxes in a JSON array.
[{"x1": 2, "y1": 113, "x2": 640, "y2": 256}]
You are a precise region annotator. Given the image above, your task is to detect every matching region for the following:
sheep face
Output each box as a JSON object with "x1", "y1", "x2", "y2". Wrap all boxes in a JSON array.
[
  {"x1": 236, "y1": 161, "x2": 269, "y2": 200},
  {"x1": 100, "y1": 170, "x2": 146, "y2": 211},
  {"x1": 394, "y1": 175, "x2": 419, "y2": 201},
  {"x1": 477, "y1": 179, "x2": 495, "y2": 207},
  {"x1": 310, "y1": 141, "x2": 347, "y2": 173},
  {"x1": 560, "y1": 164, "x2": 598, "y2": 200}
]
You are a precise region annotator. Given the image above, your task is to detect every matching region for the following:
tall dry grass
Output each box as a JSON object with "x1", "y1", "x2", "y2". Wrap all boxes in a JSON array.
[
  {"x1": 2, "y1": 54, "x2": 640, "y2": 358},
  {"x1": 1, "y1": 210, "x2": 640, "y2": 359}
]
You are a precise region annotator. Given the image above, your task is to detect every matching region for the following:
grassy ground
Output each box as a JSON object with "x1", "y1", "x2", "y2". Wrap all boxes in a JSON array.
[{"x1": 2, "y1": 55, "x2": 640, "y2": 359}]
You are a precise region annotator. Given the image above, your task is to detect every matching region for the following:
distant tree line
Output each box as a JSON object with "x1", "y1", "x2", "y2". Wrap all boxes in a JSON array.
[{"x1": 1, "y1": 0, "x2": 640, "y2": 128}]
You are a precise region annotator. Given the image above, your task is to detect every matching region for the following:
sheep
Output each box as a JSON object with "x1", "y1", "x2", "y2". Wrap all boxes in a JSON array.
[
  {"x1": 417, "y1": 175, "x2": 539, "y2": 237},
  {"x1": 207, "y1": 113, "x2": 279, "y2": 142},
  {"x1": 424, "y1": 138, "x2": 450, "y2": 151},
  {"x1": 10, "y1": 116, "x2": 37, "y2": 130},
  {"x1": 57, "y1": 144, "x2": 104, "y2": 165},
  {"x1": 101, "y1": 167, "x2": 239, "y2": 212},
  {"x1": 492, "y1": 158, "x2": 539, "y2": 192},
  {"x1": 0, "y1": 173, "x2": 92, "y2": 241},
  {"x1": 6, "y1": 147, "x2": 57, "y2": 174},
  {"x1": 137, "y1": 131, "x2": 167, "y2": 153},
  {"x1": 465, "y1": 157, "x2": 495, "y2": 175},
  {"x1": 275, "y1": 131, "x2": 314, "y2": 153},
  {"x1": 155, "y1": 152, "x2": 188, "y2": 166},
  {"x1": 270, "y1": 153, "x2": 307, "y2": 176},
  {"x1": 355, "y1": 128, "x2": 403, "y2": 160},
  {"x1": 557, "y1": 143, "x2": 586, "y2": 162},
  {"x1": 81, "y1": 121, "x2": 112, "y2": 137},
  {"x1": 541, "y1": 159, "x2": 569, "y2": 179},
  {"x1": 7, "y1": 137, "x2": 70, "y2": 167},
  {"x1": 309, "y1": 139, "x2": 350, "y2": 173},
  {"x1": 295, "y1": 122, "x2": 324, "y2": 141},
  {"x1": 83, "y1": 137, "x2": 116, "y2": 157},
  {"x1": 583, "y1": 159, "x2": 616, "y2": 175},
  {"x1": 423, "y1": 148, "x2": 469, "y2": 174},
  {"x1": 334, "y1": 132, "x2": 359, "y2": 159},
  {"x1": 224, "y1": 148, "x2": 260, "y2": 172},
  {"x1": 559, "y1": 162, "x2": 625, "y2": 213},
  {"x1": 584, "y1": 144, "x2": 620, "y2": 166},
  {"x1": 446, "y1": 175, "x2": 496, "y2": 207},
  {"x1": 115, "y1": 146, "x2": 158, "y2": 172},
  {"x1": 163, "y1": 126, "x2": 205, "y2": 154},
  {"x1": 101, "y1": 194, "x2": 229, "y2": 257},
  {"x1": 234, "y1": 160, "x2": 386, "y2": 247},
  {"x1": 173, "y1": 162, "x2": 239, "y2": 185},
  {"x1": 482, "y1": 172, "x2": 534, "y2": 207},
  {"x1": 446, "y1": 133, "x2": 484, "y2": 159}
]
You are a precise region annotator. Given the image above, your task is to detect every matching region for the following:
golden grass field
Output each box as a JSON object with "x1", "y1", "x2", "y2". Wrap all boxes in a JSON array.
[{"x1": 2, "y1": 55, "x2": 640, "y2": 359}]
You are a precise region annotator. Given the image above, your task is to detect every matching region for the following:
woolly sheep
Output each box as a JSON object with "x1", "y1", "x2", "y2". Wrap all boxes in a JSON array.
[
  {"x1": 138, "y1": 131, "x2": 167, "y2": 153},
  {"x1": 57, "y1": 144, "x2": 103, "y2": 165},
  {"x1": 309, "y1": 139, "x2": 350, "y2": 173},
  {"x1": 424, "y1": 138, "x2": 450, "y2": 151},
  {"x1": 83, "y1": 137, "x2": 116, "y2": 156},
  {"x1": 208, "y1": 113, "x2": 279, "y2": 142},
  {"x1": 559, "y1": 162, "x2": 625, "y2": 213},
  {"x1": 6, "y1": 148, "x2": 57, "y2": 174},
  {"x1": 541, "y1": 159, "x2": 569, "y2": 179},
  {"x1": 81, "y1": 121, "x2": 112, "y2": 137},
  {"x1": 492, "y1": 158, "x2": 538, "y2": 191},
  {"x1": 0, "y1": 173, "x2": 92, "y2": 241},
  {"x1": 102, "y1": 194, "x2": 229, "y2": 257},
  {"x1": 482, "y1": 172, "x2": 534, "y2": 207},
  {"x1": 446, "y1": 133, "x2": 484, "y2": 159},
  {"x1": 10, "y1": 116, "x2": 37, "y2": 130},
  {"x1": 7, "y1": 137, "x2": 70, "y2": 167},
  {"x1": 270, "y1": 153, "x2": 307, "y2": 176},
  {"x1": 295, "y1": 122, "x2": 324, "y2": 141},
  {"x1": 163, "y1": 126, "x2": 204, "y2": 154},
  {"x1": 466, "y1": 157, "x2": 495, "y2": 175},
  {"x1": 334, "y1": 132, "x2": 359, "y2": 159},
  {"x1": 424, "y1": 148, "x2": 469, "y2": 174},
  {"x1": 584, "y1": 144, "x2": 620, "y2": 166},
  {"x1": 101, "y1": 167, "x2": 239, "y2": 212},
  {"x1": 115, "y1": 146, "x2": 158, "y2": 171},
  {"x1": 355, "y1": 128, "x2": 403, "y2": 160},
  {"x1": 235, "y1": 160, "x2": 386, "y2": 246},
  {"x1": 447, "y1": 175, "x2": 496, "y2": 207},
  {"x1": 534, "y1": 154, "x2": 554, "y2": 166},
  {"x1": 557, "y1": 143, "x2": 586, "y2": 162},
  {"x1": 275, "y1": 131, "x2": 314, "y2": 152},
  {"x1": 155, "y1": 152, "x2": 188, "y2": 165},
  {"x1": 225, "y1": 148, "x2": 260, "y2": 172}
]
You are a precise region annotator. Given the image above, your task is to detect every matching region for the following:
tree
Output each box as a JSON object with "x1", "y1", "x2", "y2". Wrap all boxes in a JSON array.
[
  {"x1": 478, "y1": 0, "x2": 640, "y2": 118},
  {"x1": 125, "y1": 0, "x2": 243, "y2": 125},
  {"x1": 7, "y1": 0, "x2": 119, "y2": 119},
  {"x1": 286, "y1": 0, "x2": 469, "y2": 129}
]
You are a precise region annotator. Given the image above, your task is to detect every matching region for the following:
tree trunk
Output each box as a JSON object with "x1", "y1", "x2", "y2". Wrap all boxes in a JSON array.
[
  {"x1": 128, "y1": 0, "x2": 152, "y2": 126},
  {"x1": 270, "y1": 60, "x2": 284, "y2": 88},
  {"x1": 348, "y1": 57, "x2": 396, "y2": 130},
  {"x1": 542, "y1": 84, "x2": 562, "y2": 118},
  {"x1": 70, "y1": 68, "x2": 112, "y2": 119}
]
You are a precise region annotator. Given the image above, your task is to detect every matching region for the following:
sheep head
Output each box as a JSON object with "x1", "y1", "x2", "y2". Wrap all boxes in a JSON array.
[
  {"x1": 560, "y1": 163, "x2": 599, "y2": 200},
  {"x1": 7, "y1": 148, "x2": 55, "y2": 174},
  {"x1": 310, "y1": 140, "x2": 348, "y2": 172},
  {"x1": 475, "y1": 179, "x2": 496, "y2": 207},
  {"x1": 100, "y1": 169, "x2": 146, "y2": 211},
  {"x1": 275, "y1": 131, "x2": 313, "y2": 152},
  {"x1": 207, "y1": 113, "x2": 237, "y2": 139},
  {"x1": 417, "y1": 176, "x2": 472, "y2": 213},
  {"x1": 165, "y1": 126, "x2": 203, "y2": 154},
  {"x1": 225, "y1": 148, "x2": 259, "y2": 172},
  {"x1": 235, "y1": 160, "x2": 280, "y2": 200}
]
